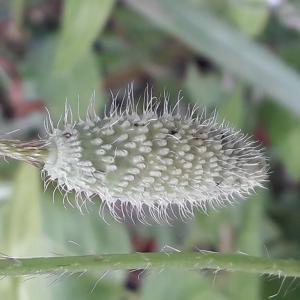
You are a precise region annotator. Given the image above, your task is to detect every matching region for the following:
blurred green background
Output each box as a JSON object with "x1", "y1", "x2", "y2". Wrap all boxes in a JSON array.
[{"x1": 1, "y1": 0, "x2": 300, "y2": 299}]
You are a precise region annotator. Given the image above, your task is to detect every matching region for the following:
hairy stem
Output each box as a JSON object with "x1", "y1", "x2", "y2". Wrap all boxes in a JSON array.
[
  {"x1": 0, "y1": 140, "x2": 48, "y2": 167},
  {"x1": 0, "y1": 252, "x2": 299, "y2": 277}
]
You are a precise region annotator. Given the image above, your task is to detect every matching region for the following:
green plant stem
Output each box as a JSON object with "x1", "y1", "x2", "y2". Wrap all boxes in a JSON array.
[
  {"x1": 1, "y1": 252, "x2": 300, "y2": 277},
  {"x1": 0, "y1": 140, "x2": 48, "y2": 167}
]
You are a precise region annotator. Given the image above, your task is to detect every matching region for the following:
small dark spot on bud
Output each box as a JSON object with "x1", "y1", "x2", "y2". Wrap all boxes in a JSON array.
[
  {"x1": 220, "y1": 132, "x2": 229, "y2": 146},
  {"x1": 134, "y1": 122, "x2": 145, "y2": 127},
  {"x1": 214, "y1": 176, "x2": 223, "y2": 186},
  {"x1": 63, "y1": 132, "x2": 72, "y2": 139},
  {"x1": 170, "y1": 129, "x2": 178, "y2": 135}
]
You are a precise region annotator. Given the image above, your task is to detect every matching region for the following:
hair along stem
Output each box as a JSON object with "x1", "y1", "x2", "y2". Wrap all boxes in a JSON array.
[
  {"x1": 0, "y1": 252, "x2": 300, "y2": 277},
  {"x1": 0, "y1": 139, "x2": 48, "y2": 167}
]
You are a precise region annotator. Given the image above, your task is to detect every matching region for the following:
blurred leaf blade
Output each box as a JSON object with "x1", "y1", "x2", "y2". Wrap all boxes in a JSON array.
[
  {"x1": 55, "y1": 0, "x2": 115, "y2": 74},
  {"x1": 185, "y1": 63, "x2": 223, "y2": 106},
  {"x1": 260, "y1": 101, "x2": 300, "y2": 180},
  {"x1": 125, "y1": 0, "x2": 300, "y2": 116},
  {"x1": 5, "y1": 163, "x2": 42, "y2": 256},
  {"x1": 53, "y1": 277, "x2": 124, "y2": 300},
  {"x1": 229, "y1": 192, "x2": 265, "y2": 300},
  {"x1": 218, "y1": 84, "x2": 245, "y2": 129},
  {"x1": 0, "y1": 163, "x2": 51, "y2": 300},
  {"x1": 227, "y1": 0, "x2": 269, "y2": 36},
  {"x1": 11, "y1": 0, "x2": 25, "y2": 27},
  {"x1": 41, "y1": 193, "x2": 130, "y2": 300},
  {"x1": 26, "y1": 36, "x2": 104, "y2": 121},
  {"x1": 141, "y1": 269, "x2": 229, "y2": 300},
  {"x1": 277, "y1": 125, "x2": 300, "y2": 180},
  {"x1": 42, "y1": 194, "x2": 131, "y2": 255}
]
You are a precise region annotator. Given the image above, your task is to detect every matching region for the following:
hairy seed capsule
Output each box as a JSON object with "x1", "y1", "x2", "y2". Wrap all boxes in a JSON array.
[{"x1": 38, "y1": 93, "x2": 268, "y2": 222}]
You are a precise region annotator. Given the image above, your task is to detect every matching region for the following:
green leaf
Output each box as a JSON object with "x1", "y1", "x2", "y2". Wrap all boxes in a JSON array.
[
  {"x1": 259, "y1": 101, "x2": 300, "y2": 180},
  {"x1": 185, "y1": 64, "x2": 223, "y2": 106},
  {"x1": 42, "y1": 192, "x2": 131, "y2": 255},
  {"x1": 5, "y1": 163, "x2": 42, "y2": 256},
  {"x1": 52, "y1": 277, "x2": 124, "y2": 300},
  {"x1": 236, "y1": 193, "x2": 264, "y2": 256},
  {"x1": 142, "y1": 269, "x2": 229, "y2": 300},
  {"x1": 125, "y1": 0, "x2": 300, "y2": 116},
  {"x1": 190, "y1": 208, "x2": 239, "y2": 248},
  {"x1": 259, "y1": 101, "x2": 300, "y2": 145},
  {"x1": 277, "y1": 125, "x2": 300, "y2": 180},
  {"x1": 10, "y1": 0, "x2": 25, "y2": 27},
  {"x1": 55, "y1": 0, "x2": 115, "y2": 74},
  {"x1": 41, "y1": 193, "x2": 131, "y2": 299},
  {"x1": 229, "y1": 192, "x2": 265, "y2": 300},
  {"x1": 25, "y1": 36, "x2": 104, "y2": 121},
  {"x1": 218, "y1": 84, "x2": 245, "y2": 129},
  {"x1": 227, "y1": 0, "x2": 269, "y2": 36},
  {"x1": 0, "y1": 163, "x2": 51, "y2": 300}
]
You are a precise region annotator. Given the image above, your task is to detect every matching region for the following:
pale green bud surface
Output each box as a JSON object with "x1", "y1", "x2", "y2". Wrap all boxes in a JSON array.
[{"x1": 42, "y1": 94, "x2": 268, "y2": 222}]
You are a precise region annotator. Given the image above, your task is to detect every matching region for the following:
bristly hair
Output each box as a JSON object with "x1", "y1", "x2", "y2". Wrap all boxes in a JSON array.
[{"x1": 40, "y1": 85, "x2": 268, "y2": 223}]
